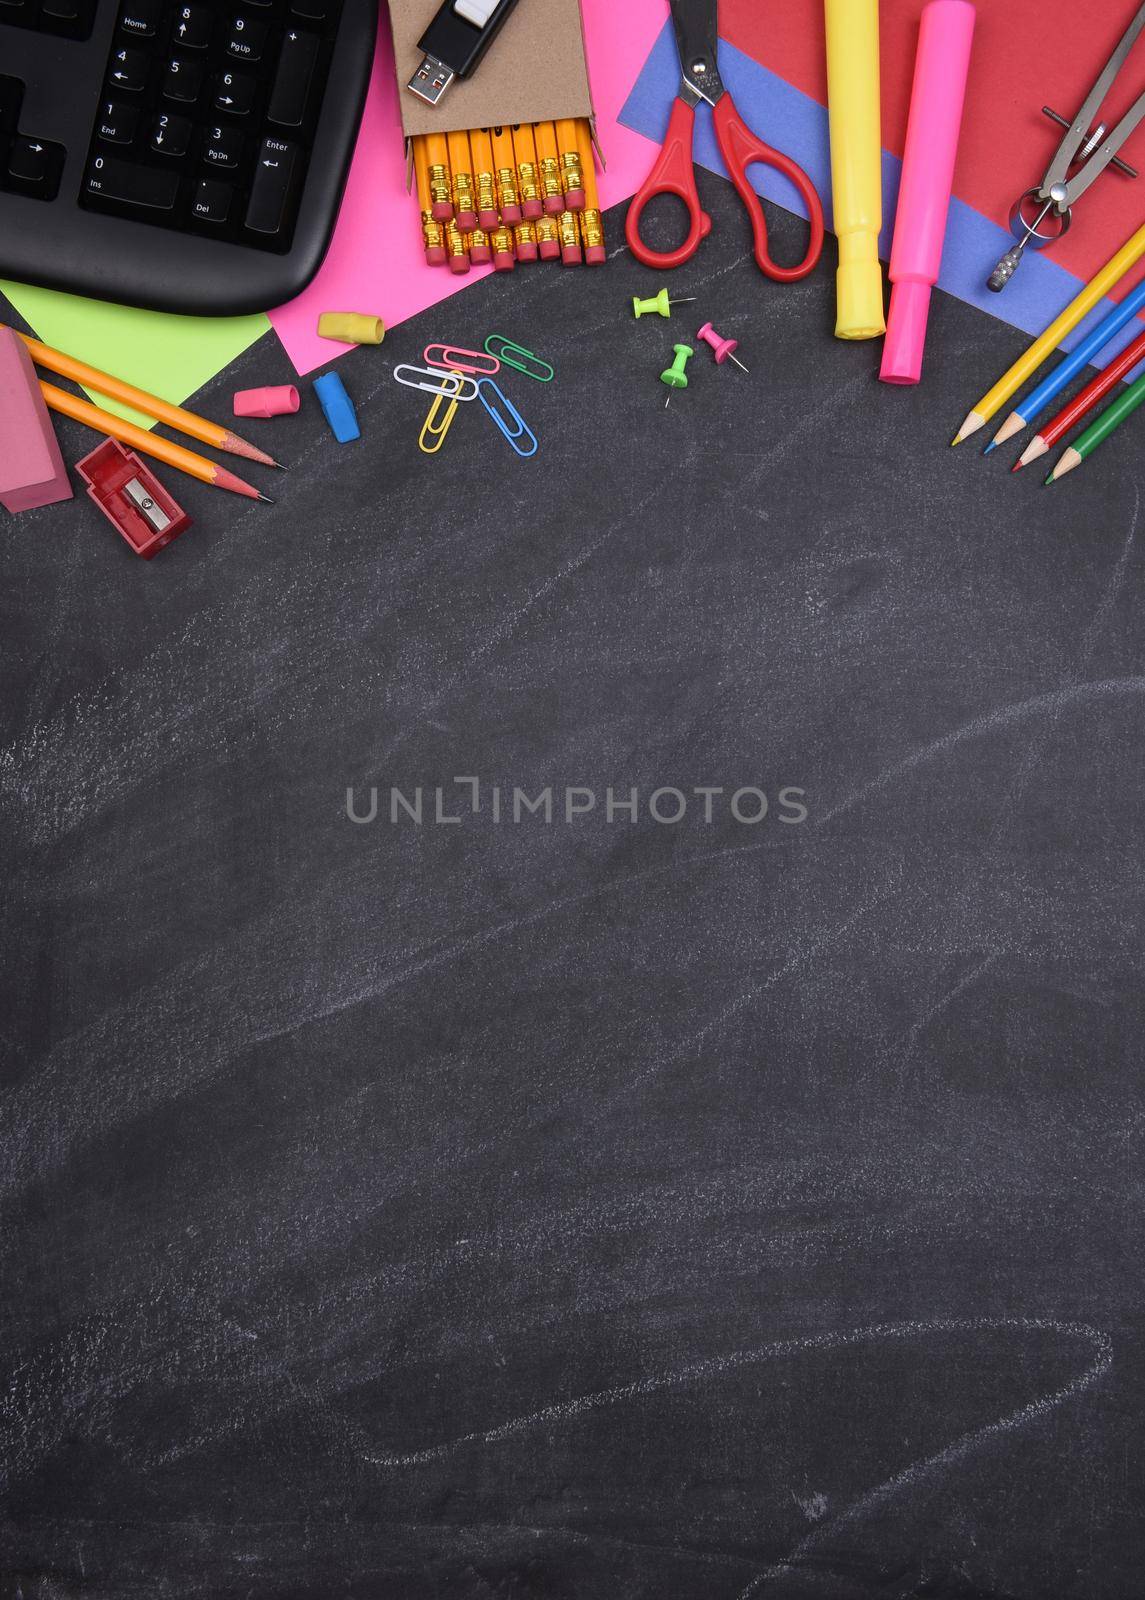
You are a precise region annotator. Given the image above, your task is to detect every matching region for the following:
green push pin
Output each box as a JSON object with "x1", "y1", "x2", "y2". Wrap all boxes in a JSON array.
[
  {"x1": 632, "y1": 287, "x2": 697, "y2": 319},
  {"x1": 660, "y1": 343, "x2": 693, "y2": 408}
]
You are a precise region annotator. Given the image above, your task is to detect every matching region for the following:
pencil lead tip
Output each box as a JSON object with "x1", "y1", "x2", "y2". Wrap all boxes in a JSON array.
[
  {"x1": 258, "y1": 492, "x2": 276, "y2": 504},
  {"x1": 950, "y1": 434, "x2": 962, "y2": 448},
  {"x1": 982, "y1": 440, "x2": 997, "y2": 456},
  {"x1": 1044, "y1": 473, "x2": 1056, "y2": 487},
  {"x1": 1010, "y1": 459, "x2": 1023, "y2": 473}
]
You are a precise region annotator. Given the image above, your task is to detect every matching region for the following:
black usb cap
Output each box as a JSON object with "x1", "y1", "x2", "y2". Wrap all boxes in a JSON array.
[{"x1": 407, "y1": 0, "x2": 521, "y2": 106}]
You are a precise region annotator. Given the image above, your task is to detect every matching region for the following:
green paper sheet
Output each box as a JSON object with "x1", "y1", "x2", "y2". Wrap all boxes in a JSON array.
[{"x1": 0, "y1": 282, "x2": 269, "y2": 431}]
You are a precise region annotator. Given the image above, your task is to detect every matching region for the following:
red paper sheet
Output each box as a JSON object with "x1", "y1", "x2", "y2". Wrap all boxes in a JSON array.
[{"x1": 721, "y1": 0, "x2": 1145, "y2": 298}]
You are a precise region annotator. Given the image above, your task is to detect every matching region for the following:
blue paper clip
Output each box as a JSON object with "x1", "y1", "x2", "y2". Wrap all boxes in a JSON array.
[{"x1": 476, "y1": 378, "x2": 538, "y2": 458}]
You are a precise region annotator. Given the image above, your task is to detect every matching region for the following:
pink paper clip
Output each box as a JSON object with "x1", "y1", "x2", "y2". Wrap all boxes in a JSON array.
[{"x1": 423, "y1": 343, "x2": 501, "y2": 377}]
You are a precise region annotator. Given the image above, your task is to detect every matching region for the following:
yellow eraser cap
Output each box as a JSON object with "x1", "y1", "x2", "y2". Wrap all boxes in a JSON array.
[
  {"x1": 834, "y1": 234, "x2": 885, "y2": 341},
  {"x1": 317, "y1": 312, "x2": 385, "y2": 345}
]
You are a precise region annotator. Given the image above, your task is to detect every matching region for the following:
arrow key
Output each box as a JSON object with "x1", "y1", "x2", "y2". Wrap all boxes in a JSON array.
[
  {"x1": 172, "y1": 3, "x2": 211, "y2": 48},
  {"x1": 213, "y1": 70, "x2": 255, "y2": 115},
  {"x1": 108, "y1": 45, "x2": 149, "y2": 92},
  {"x1": 8, "y1": 136, "x2": 65, "y2": 198},
  {"x1": 150, "y1": 112, "x2": 190, "y2": 156}
]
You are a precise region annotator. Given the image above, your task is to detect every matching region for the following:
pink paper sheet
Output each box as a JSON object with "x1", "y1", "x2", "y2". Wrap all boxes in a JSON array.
[{"x1": 269, "y1": 0, "x2": 665, "y2": 374}]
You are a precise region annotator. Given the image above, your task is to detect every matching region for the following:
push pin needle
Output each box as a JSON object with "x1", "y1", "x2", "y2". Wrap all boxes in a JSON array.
[
  {"x1": 633, "y1": 289, "x2": 697, "y2": 319},
  {"x1": 660, "y1": 343, "x2": 694, "y2": 407},
  {"x1": 697, "y1": 321, "x2": 747, "y2": 372}
]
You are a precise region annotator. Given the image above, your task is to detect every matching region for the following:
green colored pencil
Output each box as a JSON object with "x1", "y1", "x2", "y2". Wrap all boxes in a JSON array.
[{"x1": 1047, "y1": 366, "x2": 1145, "y2": 483}]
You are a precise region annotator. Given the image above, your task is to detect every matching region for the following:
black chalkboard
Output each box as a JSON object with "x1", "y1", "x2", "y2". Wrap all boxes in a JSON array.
[{"x1": 2, "y1": 172, "x2": 1144, "y2": 1600}]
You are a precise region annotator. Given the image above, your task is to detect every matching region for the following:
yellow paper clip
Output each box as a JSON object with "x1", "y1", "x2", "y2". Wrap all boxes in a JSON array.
[{"x1": 418, "y1": 372, "x2": 462, "y2": 454}]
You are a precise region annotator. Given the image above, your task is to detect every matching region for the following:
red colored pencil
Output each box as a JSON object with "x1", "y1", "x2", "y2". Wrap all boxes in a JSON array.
[{"x1": 1014, "y1": 324, "x2": 1145, "y2": 471}]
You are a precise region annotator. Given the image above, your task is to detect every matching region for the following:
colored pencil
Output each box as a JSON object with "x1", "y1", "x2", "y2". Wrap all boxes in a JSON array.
[
  {"x1": 987, "y1": 276, "x2": 1145, "y2": 451},
  {"x1": 412, "y1": 136, "x2": 446, "y2": 265},
  {"x1": 534, "y1": 120, "x2": 563, "y2": 214},
  {"x1": 1015, "y1": 326, "x2": 1145, "y2": 470},
  {"x1": 446, "y1": 128, "x2": 477, "y2": 230},
  {"x1": 40, "y1": 382, "x2": 271, "y2": 501},
  {"x1": 1046, "y1": 368, "x2": 1145, "y2": 482},
  {"x1": 424, "y1": 131, "x2": 452, "y2": 220},
  {"x1": 19, "y1": 333, "x2": 279, "y2": 467},
  {"x1": 469, "y1": 126, "x2": 498, "y2": 228},
  {"x1": 554, "y1": 117, "x2": 585, "y2": 209},
  {"x1": 952, "y1": 218, "x2": 1145, "y2": 445},
  {"x1": 510, "y1": 123, "x2": 543, "y2": 219}
]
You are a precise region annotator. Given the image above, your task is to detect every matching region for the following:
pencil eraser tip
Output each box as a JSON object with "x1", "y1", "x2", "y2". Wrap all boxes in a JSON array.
[
  {"x1": 564, "y1": 188, "x2": 585, "y2": 210},
  {"x1": 431, "y1": 201, "x2": 453, "y2": 221},
  {"x1": 478, "y1": 208, "x2": 499, "y2": 229},
  {"x1": 585, "y1": 244, "x2": 606, "y2": 265},
  {"x1": 561, "y1": 244, "x2": 583, "y2": 266},
  {"x1": 516, "y1": 241, "x2": 538, "y2": 262},
  {"x1": 492, "y1": 248, "x2": 516, "y2": 271},
  {"x1": 523, "y1": 198, "x2": 544, "y2": 219},
  {"x1": 425, "y1": 245, "x2": 447, "y2": 265},
  {"x1": 500, "y1": 203, "x2": 522, "y2": 225},
  {"x1": 449, "y1": 254, "x2": 471, "y2": 274},
  {"x1": 317, "y1": 312, "x2": 384, "y2": 345},
  {"x1": 470, "y1": 242, "x2": 492, "y2": 263},
  {"x1": 456, "y1": 209, "x2": 478, "y2": 232},
  {"x1": 233, "y1": 385, "x2": 300, "y2": 418},
  {"x1": 0, "y1": 329, "x2": 71, "y2": 512},
  {"x1": 543, "y1": 195, "x2": 563, "y2": 215},
  {"x1": 538, "y1": 239, "x2": 561, "y2": 261},
  {"x1": 313, "y1": 371, "x2": 360, "y2": 443}
]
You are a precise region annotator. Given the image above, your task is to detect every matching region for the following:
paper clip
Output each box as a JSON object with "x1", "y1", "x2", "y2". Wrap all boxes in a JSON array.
[
  {"x1": 476, "y1": 377, "x2": 538, "y2": 457},
  {"x1": 483, "y1": 334, "x2": 554, "y2": 382},
  {"x1": 423, "y1": 343, "x2": 501, "y2": 376},
  {"x1": 392, "y1": 364, "x2": 478, "y2": 400},
  {"x1": 419, "y1": 376, "x2": 461, "y2": 454}
]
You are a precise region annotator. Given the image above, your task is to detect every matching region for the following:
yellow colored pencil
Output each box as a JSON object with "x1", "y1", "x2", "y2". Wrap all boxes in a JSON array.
[
  {"x1": 534, "y1": 120, "x2": 563, "y2": 214},
  {"x1": 577, "y1": 118, "x2": 604, "y2": 264},
  {"x1": 953, "y1": 218, "x2": 1145, "y2": 444},
  {"x1": 412, "y1": 136, "x2": 446, "y2": 264},
  {"x1": 469, "y1": 126, "x2": 498, "y2": 229},
  {"x1": 511, "y1": 123, "x2": 542, "y2": 219},
  {"x1": 446, "y1": 128, "x2": 476, "y2": 230},
  {"x1": 490, "y1": 125, "x2": 520, "y2": 222},
  {"x1": 424, "y1": 131, "x2": 452, "y2": 220},
  {"x1": 555, "y1": 117, "x2": 585, "y2": 209}
]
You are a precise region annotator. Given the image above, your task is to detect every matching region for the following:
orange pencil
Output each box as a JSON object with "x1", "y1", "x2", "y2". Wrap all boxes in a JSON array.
[
  {"x1": 469, "y1": 223, "x2": 492, "y2": 265},
  {"x1": 555, "y1": 117, "x2": 585, "y2": 209},
  {"x1": 534, "y1": 120, "x2": 563, "y2": 214},
  {"x1": 424, "y1": 131, "x2": 453, "y2": 219},
  {"x1": 446, "y1": 129, "x2": 477, "y2": 230},
  {"x1": 20, "y1": 333, "x2": 278, "y2": 466},
  {"x1": 511, "y1": 123, "x2": 543, "y2": 219},
  {"x1": 576, "y1": 119, "x2": 604, "y2": 264},
  {"x1": 490, "y1": 221, "x2": 516, "y2": 271},
  {"x1": 514, "y1": 219, "x2": 538, "y2": 261},
  {"x1": 490, "y1": 125, "x2": 521, "y2": 223},
  {"x1": 444, "y1": 217, "x2": 470, "y2": 274},
  {"x1": 469, "y1": 126, "x2": 498, "y2": 229},
  {"x1": 557, "y1": 206, "x2": 582, "y2": 266},
  {"x1": 412, "y1": 136, "x2": 446, "y2": 264},
  {"x1": 534, "y1": 212, "x2": 560, "y2": 261},
  {"x1": 40, "y1": 382, "x2": 270, "y2": 501}
]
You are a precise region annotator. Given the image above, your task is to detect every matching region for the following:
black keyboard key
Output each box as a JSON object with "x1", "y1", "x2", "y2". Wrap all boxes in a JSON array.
[
  {"x1": 98, "y1": 99, "x2": 139, "y2": 143},
  {"x1": 213, "y1": 70, "x2": 255, "y2": 115},
  {"x1": 84, "y1": 153, "x2": 179, "y2": 209},
  {"x1": 192, "y1": 178, "x2": 231, "y2": 221},
  {"x1": 42, "y1": 0, "x2": 80, "y2": 20},
  {"x1": 245, "y1": 135, "x2": 295, "y2": 233},
  {"x1": 162, "y1": 55, "x2": 203, "y2": 101},
  {"x1": 0, "y1": 78, "x2": 25, "y2": 134},
  {"x1": 151, "y1": 111, "x2": 190, "y2": 155},
  {"x1": 8, "y1": 136, "x2": 46, "y2": 182},
  {"x1": 172, "y1": 3, "x2": 211, "y2": 48},
  {"x1": 108, "y1": 46, "x2": 149, "y2": 91},
  {"x1": 119, "y1": 0, "x2": 158, "y2": 35},
  {"x1": 203, "y1": 124, "x2": 242, "y2": 169},
  {"x1": 225, "y1": 15, "x2": 266, "y2": 61},
  {"x1": 268, "y1": 29, "x2": 317, "y2": 127},
  {"x1": 290, "y1": 0, "x2": 329, "y2": 18}
]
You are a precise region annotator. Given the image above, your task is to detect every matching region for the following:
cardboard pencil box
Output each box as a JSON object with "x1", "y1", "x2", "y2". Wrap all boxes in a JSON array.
[{"x1": 386, "y1": 0, "x2": 596, "y2": 142}]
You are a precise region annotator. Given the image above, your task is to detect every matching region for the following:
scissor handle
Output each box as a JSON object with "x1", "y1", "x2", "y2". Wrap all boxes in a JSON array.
[
  {"x1": 625, "y1": 97, "x2": 712, "y2": 271},
  {"x1": 713, "y1": 95, "x2": 824, "y2": 282}
]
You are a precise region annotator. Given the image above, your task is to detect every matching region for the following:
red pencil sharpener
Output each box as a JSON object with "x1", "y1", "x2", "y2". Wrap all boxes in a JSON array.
[{"x1": 75, "y1": 439, "x2": 192, "y2": 559}]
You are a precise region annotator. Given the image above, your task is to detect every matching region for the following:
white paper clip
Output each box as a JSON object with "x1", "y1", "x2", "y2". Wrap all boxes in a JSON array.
[{"x1": 392, "y1": 364, "x2": 478, "y2": 400}]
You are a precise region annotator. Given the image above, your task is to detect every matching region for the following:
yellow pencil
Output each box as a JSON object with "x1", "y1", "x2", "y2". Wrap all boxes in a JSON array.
[
  {"x1": 41, "y1": 382, "x2": 270, "y2": 500},
  {"x1": 424, "y1": 131, "x2": 452, "y2": 220},
  {"x1": 511, "y1": 123, "x2": 543, "y2": 220},
  {"x1": 577, "y1": 119, "x2": 604, "y2": 264},
  {"x1": 534, "y1": 120, "x2": 563, "y2": 214},
  {"x1": 555, "y1": 117, "x2": 585, "y2": 209},
  {"x1": 953, "y1": 218, "x2": 1145, "y2": 445},
  {"x1": 446, "y1": 128, "x2": 476, "y2": 230},
  {"x1": 469, "y1": 126, "x2": 498, "y2": 229},
  {"x1": 490, "y1": 125, "x2": 520, "y2": 222},
  {"x1": 412, "y1": 136, "x2": 446, "y2": 264},
  {"x1": 444, "y1": 216, "x2": 470, "y2": 274}
]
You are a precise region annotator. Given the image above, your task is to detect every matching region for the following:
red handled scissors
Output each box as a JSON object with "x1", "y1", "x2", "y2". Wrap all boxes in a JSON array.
[{"x1": 625, "y1": 0, "x2": 825, "y2": 280}]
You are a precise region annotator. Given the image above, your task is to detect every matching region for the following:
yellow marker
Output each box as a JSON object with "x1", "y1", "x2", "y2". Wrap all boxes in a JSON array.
[
  {"x1": 469, "y1": 126, "x2": 498, "y2": 228},
  {"x1": 512, "y1": 123, "x2": 542, "y2": 219},
  {"x1": 534, "y1": 120, "x2": 563, "y2": 214},
  {"x1": 576, "y1": 119, "x2": 604, "y2": 264},
  {"x1": 424, "y1": 131, "x2": 452, "y2": 220},
  {"x1": 953, "y1": 217, "x2": 1145, "y2": 443},
  {"x1": 412, "y1": 136, "x2": 446, "y2": 264},
  {"x1": 317, "y1": 312, "x2": 384, "y2": 344},
  {"x1": 490, "y1": 125, "x2": 521, "y2": 222},
  {"x1": 555, "y1": 116, "x2": 585, "y2": 208},
  {"x1": 447, "y1": 129, "x2": 476, "y2": 229},
  {"x1": 824, "y1": 0, "x2": 885, "y2": 339}
]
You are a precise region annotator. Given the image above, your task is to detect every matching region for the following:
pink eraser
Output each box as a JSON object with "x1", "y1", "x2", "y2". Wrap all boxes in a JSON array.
[
  {"x1": 233, "y1": 385, "x2": 300, "y2": 418},
  {"x1": 478, "y1": 206, "x2": 499, "y2": 230},
  {"x1": 561, "y1": 243, "x2": 583, "y2": 266},
  {"x1": 880, "y1": 0, "x2": 975, "y2": 385},
  {"x1": 425, "y1": 244, "x2": 447, "y2": 266},
  {"x1": 543, "y1": 193, "x2": 563, "y2": 216},
  {"x1": 500, "y1": 202, "x2": 522, "y2": 225},
  {"x1": 563, "y1": 188, "x2": 586, "y2": 211},
  {"x1": 492, "y1": 247, "x2": 516, "y2": 272},
  {"x1": 456, "y1": 208, "x2": 478, "y2": 232},
  {"x1": 470, "y1": 240, "x2": 492, "y2": 264},
  {"x1": 538, "y1": 237, "x2": 561, "y2": 261},
  {"x1": 584, "y1": 244, "x2": 606, "y2": 266},
  {"x1": 449, "y1": 252, "x2": 471, "y2": 275},
  {"x1": 516, "y1": 240, "x2": 538, "y2": 262},
  {"x1": 523, "y1": 197, "x2": 544, "y2": 220},
  {"x1": 431, "y1": 200, "x2": 453, "y2": 222},
  {"x1": 0, "y1": 328, "x2": 72, "y2": 513}
]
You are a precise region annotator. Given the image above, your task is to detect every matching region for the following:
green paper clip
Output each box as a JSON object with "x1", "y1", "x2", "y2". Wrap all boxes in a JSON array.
[{"x1": 483, "y1": 333, "x2": 554, "y2": 382}]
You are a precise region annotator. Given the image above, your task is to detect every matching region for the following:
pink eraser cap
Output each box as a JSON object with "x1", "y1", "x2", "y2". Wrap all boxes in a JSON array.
[
  {"x1": 492, "y1": 247, "x2": 516, "y2": 271},
  {"x1": 523, "y1": 197, "x2": 544, "y2": 220},
  {"x1": 561, "y1": 243, "x2": 583, "y2": 266},
  {"x1": 500, "y1": 202, "x2": 522, "y2": 225},
  {"x1": 233, "y1": 385, "x2": 300, "y2": 418},
  {"x1": 516, "y1": 240, "x2": 538, "y2": 262},
  {"x1": 0, "y1": 328, "x2": 72, "y2": 513},
  {"x1": 449, "y1": 253, "x2": 471, "y2": 275},
  {"x1": 431, "y1": 201, "x2": 453, "y2": 221},
  {"x1": 879, "y1": 279, "x2": 933, "y2": 384},
  {"x1": 456, "y1": 208, "x2": 478, "y2": 232},
  {"x1": 425, "y1": 245, "x2": 447, "y2": 266},
  {"x1": 543, "y1": 194, "x2": 563, "y2": 215},
  {"x1": 563, "y1": 188, "x2": 586, "y2": 211},
  {"x1": 538, "y1": 238, "x2": 561, "y2": 261},
  {"x1": 470, "y1": 241, "x2": 492, "y2": 263},
  {"x1": 478, "y1": 206, "x2": 499, "y2": 229},
  {"x1": 585, "y1": 244, "x2": 606, "y2": 266}
]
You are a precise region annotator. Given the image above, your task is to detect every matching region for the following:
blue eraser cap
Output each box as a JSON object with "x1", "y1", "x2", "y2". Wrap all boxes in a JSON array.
[{"x1": 313, "y1": 370, "x2": 360, "y2": 443}]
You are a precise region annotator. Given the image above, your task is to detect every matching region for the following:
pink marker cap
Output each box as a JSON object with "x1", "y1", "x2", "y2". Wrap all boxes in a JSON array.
[
  {"x1": 0, "y1": 328, "x2": 71, "y2": 513},
  {"x1": 879, "y1": 0, "x2": 975, "y2": 385},
  {"x1": 233, "y1": 385, "x2": 300, "y2": 418}
]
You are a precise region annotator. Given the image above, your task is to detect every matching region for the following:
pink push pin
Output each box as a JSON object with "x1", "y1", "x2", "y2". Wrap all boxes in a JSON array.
[{"x1": 696, "y1": 322, "x2": 748, "y2": 373}]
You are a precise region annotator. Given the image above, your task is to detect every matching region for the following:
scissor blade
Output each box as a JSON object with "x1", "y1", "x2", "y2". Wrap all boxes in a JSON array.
[{"x1": 668, "y1": 0, "x2": 724, "y2": 106}]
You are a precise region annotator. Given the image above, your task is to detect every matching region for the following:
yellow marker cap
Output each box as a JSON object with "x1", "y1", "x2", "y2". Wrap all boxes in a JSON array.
[
  {"x1": 317, "y1": 312, "x2": 385, "y2": 345},
  {"x1": 834, "y1": 232, "x2": 885, "y2": 340}
]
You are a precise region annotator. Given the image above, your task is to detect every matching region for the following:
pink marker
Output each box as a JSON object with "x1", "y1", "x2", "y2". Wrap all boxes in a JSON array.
[
  {"x1": 879, "y1": 0, "x2": 975, "y2": 385},
  {"x1": 0, "y1": 328, "x2": 72, "y2": 513}
]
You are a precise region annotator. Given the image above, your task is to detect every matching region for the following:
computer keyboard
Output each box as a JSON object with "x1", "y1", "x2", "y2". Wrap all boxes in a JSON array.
[{"x1": 0, "y1": 0, "x2": 374, "y2": 313}]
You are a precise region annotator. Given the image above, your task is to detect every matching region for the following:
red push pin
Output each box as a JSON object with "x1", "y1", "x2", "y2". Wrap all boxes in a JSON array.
[{"x1": 697, "y1": 321, "x2": 748, "y2": 373}]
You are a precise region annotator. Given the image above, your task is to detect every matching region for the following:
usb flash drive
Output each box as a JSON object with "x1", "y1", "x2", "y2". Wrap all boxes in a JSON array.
[{"x1": 407, "y1": 0, "x2": 521, "y2": 106}]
